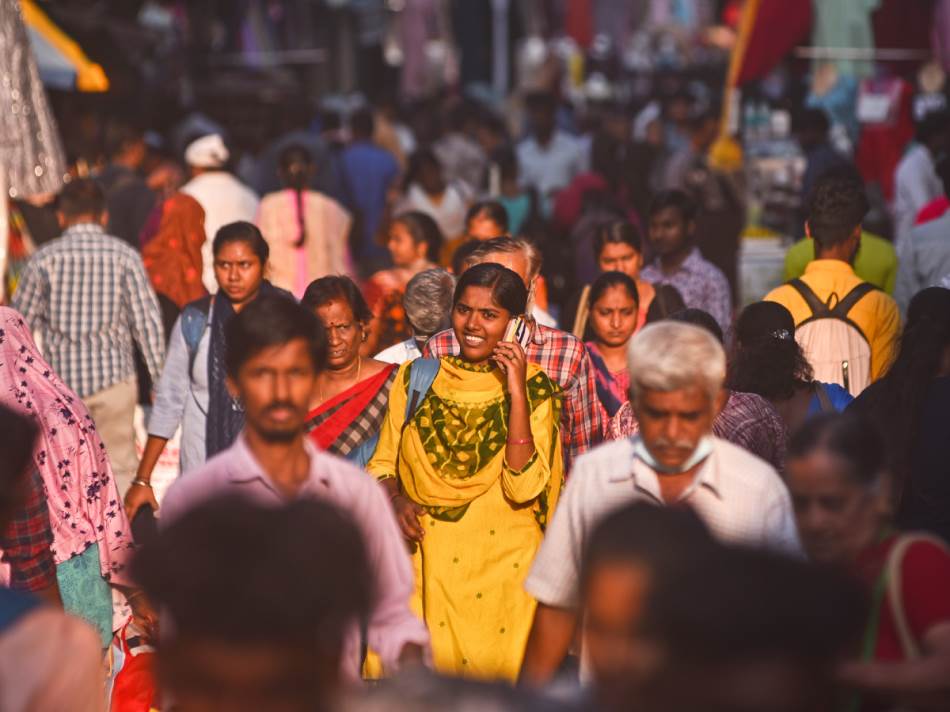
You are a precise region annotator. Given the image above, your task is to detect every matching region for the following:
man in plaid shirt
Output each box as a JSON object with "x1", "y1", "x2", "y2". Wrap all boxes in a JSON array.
[
  {"x1": 0, "y1": 403, "x2": 57, "y2": 600},
  {"x1": 13, "y1": 179, "x2": 165, "y2": 495},
  {"x1": 0, "y1": 404, "x2": 102, "y2": 709},
  {"x1": 424, "y1": 238, "x2": 603, "y2": 470},
  {"x1": 1, "y1": 470, "x2": 57, "y2": 599}
]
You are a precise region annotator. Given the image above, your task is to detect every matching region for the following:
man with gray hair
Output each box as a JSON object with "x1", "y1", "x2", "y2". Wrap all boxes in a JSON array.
[
  {"x1": 375, "y1": 268, "x2": 456, "y2": 364},
  {"x1": 518, "y1": 321, "x2": 800, "y2": 686}
]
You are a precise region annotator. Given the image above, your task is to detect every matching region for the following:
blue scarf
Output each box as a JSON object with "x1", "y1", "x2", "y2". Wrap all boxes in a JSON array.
[{"x1": 205, "y1": 281, "x2": 288, "y2": 458}]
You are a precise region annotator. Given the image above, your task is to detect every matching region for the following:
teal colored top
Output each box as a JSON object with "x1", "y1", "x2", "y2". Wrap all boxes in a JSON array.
[
  {"x1": 499, "y1": 193, "x2": 532, "y2": 236},
  {"x1": 784, "y1": 232, "x2": 898, "y2": 294}
]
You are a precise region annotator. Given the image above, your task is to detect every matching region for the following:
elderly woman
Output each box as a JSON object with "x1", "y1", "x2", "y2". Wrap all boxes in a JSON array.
[
  {"x1": 304, "y1": 276, "x2": 397, "y2": 466},
  {"x1": 368, "y1": 263, "x2": 563, "y2": 680},
  {"x1": 785, "y1": 413, "x2": 950, "y2": 711},
  {"x1": 375, "y1": 268, "x2": 456, "y2": 365}
]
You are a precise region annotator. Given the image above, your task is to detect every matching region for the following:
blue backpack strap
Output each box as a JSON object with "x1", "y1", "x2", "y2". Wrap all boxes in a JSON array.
[
  {"x1": 348, "y1": 433, "x2": 381, "y2": 469},
  {"x1": 181, "y1": 295, "x2": 213, "y2": 378},
  {"x1": 0, "y1": 588, "x2": 40, "y2": 634},
  {"x1": 405, "y1": 358, "x2": 441, "y2": 420}
]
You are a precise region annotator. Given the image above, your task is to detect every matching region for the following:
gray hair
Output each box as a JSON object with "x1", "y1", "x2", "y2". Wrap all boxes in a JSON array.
[
  {"x1": 462, "y1": 236, "x2": 542, "y2": 281},
  {"x1": 627, "y1": 321, "x2": 726, "y2": 402},
  {"x1": 404, "y1": 268, "x2": 456, "y2": 340}
]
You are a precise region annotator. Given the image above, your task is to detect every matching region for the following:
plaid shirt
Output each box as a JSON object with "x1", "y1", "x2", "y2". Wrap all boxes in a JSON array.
[
  {"x1": 12, "y1": 223, "x2": 165, "y2": 398},
  {"x1": 423, "y1": 323, "x2": 603, "y2": 471},
  {"x1": 1, "y1": 470, "x2": 56, "y2": 591},
  {"x1": 608, "y1": 391, "x2": 787, "y2": 472},
  {"x1": 641, "y1": 248, "x2": 733, "y2": 335}
]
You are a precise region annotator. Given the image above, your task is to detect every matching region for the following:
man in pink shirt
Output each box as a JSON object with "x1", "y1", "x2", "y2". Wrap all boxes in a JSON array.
[{"x1": 158, "y1": 295, "x2": 430, "y2": 680}]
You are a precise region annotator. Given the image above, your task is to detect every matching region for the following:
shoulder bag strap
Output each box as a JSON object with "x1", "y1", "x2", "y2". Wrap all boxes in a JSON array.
[
  {"x1": 831, "y1": 282, "x2": 877, "y2": 320},
  {"x1": 405, "y1": 358, "x2": 441, "y2": 419},
  {"x1": 885, "y1": 533, "x2": 950, "y2": 660},
  {"x1": 393, "y1": 357, "x2": 441, "y2": 493},
  {"x1": 788, "y1": 278, "x2": 829, "y2": 317},
  {"x1": 572, "y1": 284, "x2": 591, "y2": 339}
]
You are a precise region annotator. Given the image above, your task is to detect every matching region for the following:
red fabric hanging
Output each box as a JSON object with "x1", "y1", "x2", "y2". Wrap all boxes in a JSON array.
[
  {"x1": 564, "y1": 0, "x2": 594, "y2": 49},
  {"x1": 736, "y1": 0, "x2": 812, "y2": 85},
  {"x1": 856, "y1": 78, "x2": 915, "y2": 200}
]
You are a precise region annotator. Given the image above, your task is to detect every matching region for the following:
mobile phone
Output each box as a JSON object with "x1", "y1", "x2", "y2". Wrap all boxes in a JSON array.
[{"x1": 504, "y1": 316, "x2": 530, "y2": 349}]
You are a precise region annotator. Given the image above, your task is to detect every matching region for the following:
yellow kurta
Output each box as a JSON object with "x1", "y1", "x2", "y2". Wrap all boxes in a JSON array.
[{"x1": 367, "y1": 356, "x2": 562, "y2": 680}]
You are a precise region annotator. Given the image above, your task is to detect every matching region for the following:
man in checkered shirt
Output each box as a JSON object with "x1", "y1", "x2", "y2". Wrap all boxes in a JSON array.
[
  {"x1": 13, "y1": 179, "x2": 165, "y2": 495},
  {"x1": 424, "y1": 237, "x2": 603, "y2": 471}
]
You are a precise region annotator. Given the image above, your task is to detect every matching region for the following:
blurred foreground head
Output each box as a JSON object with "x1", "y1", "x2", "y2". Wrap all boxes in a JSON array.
[
  {"x1": 133, "y1": 497, "x2": 372, "y2": 712},
  {"x1": 582, "y1": 504, "x2": 866, "y2": 712}
]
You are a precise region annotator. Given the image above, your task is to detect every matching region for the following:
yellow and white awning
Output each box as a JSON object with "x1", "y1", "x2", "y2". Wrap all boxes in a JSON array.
[{"x1": 21, "y1": 0, "x2": 108, "y2": 92}]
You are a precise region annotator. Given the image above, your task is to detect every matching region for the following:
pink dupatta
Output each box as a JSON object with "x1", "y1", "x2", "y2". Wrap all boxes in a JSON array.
[{"x1": 0, "y1": 307, "x2": 133, "y2": 585}]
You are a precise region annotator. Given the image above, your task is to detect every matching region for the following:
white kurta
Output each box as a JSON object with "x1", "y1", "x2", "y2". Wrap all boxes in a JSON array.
[{"x1": 181, "y1": 171, "x2": 260, "y2": 292}]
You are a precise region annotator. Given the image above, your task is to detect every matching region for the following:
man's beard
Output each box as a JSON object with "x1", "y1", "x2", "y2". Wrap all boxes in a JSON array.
[
  {"x1": 256, "y1": 425, "x2": 299, "y2": 443},
  {"x1": 252, "y1": 402, "x2": 302, "y2": 443}
]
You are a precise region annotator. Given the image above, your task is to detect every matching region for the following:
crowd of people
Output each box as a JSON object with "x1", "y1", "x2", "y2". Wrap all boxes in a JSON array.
[{"x1": 3, "y1": 78, "x2": 950, "y2": 712}]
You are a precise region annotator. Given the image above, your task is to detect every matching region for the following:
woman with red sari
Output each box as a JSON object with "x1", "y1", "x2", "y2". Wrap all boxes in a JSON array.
[
  {"x1": 303, "y1": 276, "x2": 398, "y2": 467},
  {"x1": 786, "y1": 413, "x2": 950, "y2": 711}
]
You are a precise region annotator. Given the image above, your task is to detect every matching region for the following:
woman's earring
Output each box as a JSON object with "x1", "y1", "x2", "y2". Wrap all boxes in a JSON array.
[{"x1": 362, "y1": 331, "x2": 368, "y2": 342}]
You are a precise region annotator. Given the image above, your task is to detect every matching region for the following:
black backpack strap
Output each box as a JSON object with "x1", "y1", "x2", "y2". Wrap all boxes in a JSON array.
[
  {"x1": 831, "y1": 282, "x2": 877, "y2": 319},
  {"x1": 788, "y1": 278, "x2": 829, "y2": 317}
]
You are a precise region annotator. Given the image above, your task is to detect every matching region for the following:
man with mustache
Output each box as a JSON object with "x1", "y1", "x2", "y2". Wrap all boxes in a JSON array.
[
  {"x1": 518, "y1": 321, "x2": 801, "y2": 687},
  {"x1": 157, "y1": 295, "x2": 429, "y2": 680}
]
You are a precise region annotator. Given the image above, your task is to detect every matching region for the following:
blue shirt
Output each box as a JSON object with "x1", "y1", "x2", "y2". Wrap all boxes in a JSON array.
[
  {"x1": 339, "y1": 141, "x2": 400, "y2": 267},
  {"x1": 808, "y1": 382, "x2": 853, "y2": 416}
]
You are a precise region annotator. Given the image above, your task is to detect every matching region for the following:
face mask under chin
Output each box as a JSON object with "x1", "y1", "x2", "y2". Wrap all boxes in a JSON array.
[{"x1": 632, "y1": 435, "x2": 713, "y2": 474}]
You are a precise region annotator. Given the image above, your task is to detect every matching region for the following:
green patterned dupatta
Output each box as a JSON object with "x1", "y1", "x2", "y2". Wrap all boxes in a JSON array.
[{"x1": 400, "y1": 356, "x2": 562, "y2": 525}]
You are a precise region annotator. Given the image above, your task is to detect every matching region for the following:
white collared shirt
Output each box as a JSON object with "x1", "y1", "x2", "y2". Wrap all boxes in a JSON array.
[
  {"x1": 374, "y1": 337, "x2": 422, "y2": 365},
  {"x1": 525, "y1": 435, "x2": 801, "y2": 611},
  {"x1": 516, "y1": 131, "x2": 588, "y2": 204},
  {"x1": 180, "y1": 171, "x2": 260, "y2": 293}
]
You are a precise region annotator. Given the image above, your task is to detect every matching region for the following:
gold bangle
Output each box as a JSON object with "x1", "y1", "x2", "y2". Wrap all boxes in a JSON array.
[{"x1": 130, "y1": 479, "x2": 152, "y2": 488}]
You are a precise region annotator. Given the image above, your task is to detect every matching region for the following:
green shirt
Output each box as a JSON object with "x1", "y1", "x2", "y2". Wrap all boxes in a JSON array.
[{"x1": 784, "y1": 232, "x2": 898, "y2": 294}]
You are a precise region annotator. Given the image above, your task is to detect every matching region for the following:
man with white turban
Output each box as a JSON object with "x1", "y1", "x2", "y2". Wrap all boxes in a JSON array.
[{"x1": 180, "y1": 134, "x2": 260, "y2": 292}]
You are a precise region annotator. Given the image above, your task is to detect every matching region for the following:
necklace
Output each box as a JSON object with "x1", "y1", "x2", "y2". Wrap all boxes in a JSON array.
[{"x1": 319, "y1": 357, "x2": 361, "y2": 404}]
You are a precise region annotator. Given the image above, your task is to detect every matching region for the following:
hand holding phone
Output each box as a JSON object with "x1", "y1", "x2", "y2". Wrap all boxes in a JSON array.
[
  {"x1": 503, "y1": 316, "x2": 530, "y2": 349},
  {"x1": 494, "y1": 317, "x2": 529, "y2": 391}
]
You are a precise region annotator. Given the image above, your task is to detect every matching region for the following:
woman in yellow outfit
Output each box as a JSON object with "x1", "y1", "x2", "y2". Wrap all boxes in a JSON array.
[{"x1": 368, "y1": 263, "x2": 563, "y2": 681}]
